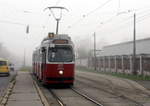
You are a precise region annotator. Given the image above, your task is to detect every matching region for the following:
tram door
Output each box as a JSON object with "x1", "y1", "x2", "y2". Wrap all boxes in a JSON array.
[{"x1": 41, "y1": 47, "x2": 46, "y2": 79}]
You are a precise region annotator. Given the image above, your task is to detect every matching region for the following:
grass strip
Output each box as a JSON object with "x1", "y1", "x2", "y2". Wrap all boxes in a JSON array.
[{"x1": 76, "y1": 66, "x2": 150, "y2": 81}]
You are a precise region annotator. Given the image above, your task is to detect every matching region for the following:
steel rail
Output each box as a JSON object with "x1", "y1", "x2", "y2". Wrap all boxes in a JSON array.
[
  {"x1": 76, "y1": 76, "x2": 144, "y2": 106},
  {"x1": 49, "y1": 89, "x2": 66, "y2": 106},
  {"x1": 71, "y1": 87, "x2": 104, "y2": 106}
]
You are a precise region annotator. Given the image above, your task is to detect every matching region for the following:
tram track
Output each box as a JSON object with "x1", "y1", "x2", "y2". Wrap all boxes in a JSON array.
[
  {"x1": 76, "y1": 75, "x2": 144, "y2": 106},
  {"x1": 32, "y1": 73, "x2": 104, "y2": 106},
  {"x1": 49, "y1": 89, "x2": 66, "y2": 106},
  {"x1": 71, "y1": 87, "x2": 104, "y2": 106},
  {"x1": 49, "y1": 87, "x2": 104, "y2": 106},
  {"x1": 33, "y1": 72, "x2": 146, "y2": 106}
]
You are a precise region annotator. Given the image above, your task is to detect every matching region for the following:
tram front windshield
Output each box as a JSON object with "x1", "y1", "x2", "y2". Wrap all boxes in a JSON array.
[{"x1": 48, "y1": 45, "x2": 73, "y2": 62}]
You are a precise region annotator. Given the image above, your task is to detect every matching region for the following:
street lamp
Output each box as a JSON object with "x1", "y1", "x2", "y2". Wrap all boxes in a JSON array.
[{"x1": 44, "y1": 6, "x2": 69, "y2": 35}]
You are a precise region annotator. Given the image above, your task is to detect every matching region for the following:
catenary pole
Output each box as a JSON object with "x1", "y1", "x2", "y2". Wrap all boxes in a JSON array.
[
  {"x1": 133, "y1": 13, "x2": 137, "y2": 75},
  {"x1": 93, "y1": 32, "x2": 97, "y2": 71}
]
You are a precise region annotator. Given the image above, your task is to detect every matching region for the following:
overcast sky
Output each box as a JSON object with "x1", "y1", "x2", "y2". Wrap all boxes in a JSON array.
[{"x1": 0, "y1": 0, "x2": 150, "y2": 65}]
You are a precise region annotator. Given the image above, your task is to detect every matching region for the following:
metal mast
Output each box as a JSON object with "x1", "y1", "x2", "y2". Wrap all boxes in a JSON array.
[
  {"x1": 93, "y1": 32, "x2": 97, "y2": 71},
  {"x1": 133, "y1": 13, "x2": 137, "y2": 75}
]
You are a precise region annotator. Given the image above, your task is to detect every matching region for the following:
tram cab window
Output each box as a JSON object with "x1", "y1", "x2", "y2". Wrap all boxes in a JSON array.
[{"x1": 48, "y1": 45, "x2": 73, "y2": 62}]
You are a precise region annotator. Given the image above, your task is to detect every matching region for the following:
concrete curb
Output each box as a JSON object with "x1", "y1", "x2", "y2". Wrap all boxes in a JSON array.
[
  {"x1": 33, "y1": 80, "x2": 50, "y2": 106},
  {"x1": 0, "y1": 80, "x2": 16, "y2": 106}
]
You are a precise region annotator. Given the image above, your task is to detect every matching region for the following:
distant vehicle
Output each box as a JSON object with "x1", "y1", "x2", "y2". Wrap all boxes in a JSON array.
[
  {"x1": 0, "y1": 58, "x2": 10, "y2": 76},
  {"x1": 33, "y1": 33, "x2": 75, "y2": 86},
  {"x1": 9, "y1": 63, "x2": 14, "y2": 71}
]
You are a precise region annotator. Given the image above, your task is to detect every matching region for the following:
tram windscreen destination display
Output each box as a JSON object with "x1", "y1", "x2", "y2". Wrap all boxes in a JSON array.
[{"x1": 53, "y1": 40, "x2": 68, "y2": 44}]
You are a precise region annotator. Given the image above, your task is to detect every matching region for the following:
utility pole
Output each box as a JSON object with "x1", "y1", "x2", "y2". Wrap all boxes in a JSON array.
[
  {"x1": 23, "y1": 49, "x2": 26, "y2": 67},
  {"x1": 93, "y1": 32, "x2": 97, "y2": 71},
  {"x1": 132, "y1": 13, "x2": 137, "y2": 75}
]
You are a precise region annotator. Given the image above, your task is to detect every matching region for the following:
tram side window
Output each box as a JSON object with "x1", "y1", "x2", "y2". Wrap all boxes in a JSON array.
[{"x1": 48, "y1": 46, "x2": 73, "y2": 62}]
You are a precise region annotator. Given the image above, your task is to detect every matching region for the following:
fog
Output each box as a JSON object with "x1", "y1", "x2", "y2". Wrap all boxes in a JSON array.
[
  {"x1": 0, "y1": 43, "x2": 21, "y2": 68},
  {"x1": 0, "y1": 0, "x2": 150, "y2": 66}
]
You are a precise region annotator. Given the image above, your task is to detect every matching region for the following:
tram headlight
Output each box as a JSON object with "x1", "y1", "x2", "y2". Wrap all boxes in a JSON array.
[{"x1": 59, "y1": 70, "x2": 63, "y2": 75}]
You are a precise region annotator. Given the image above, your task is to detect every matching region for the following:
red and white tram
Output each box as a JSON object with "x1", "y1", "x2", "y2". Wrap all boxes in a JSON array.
[{"x1": 33, "y1": 33, "x2": 75, "y2": 85}]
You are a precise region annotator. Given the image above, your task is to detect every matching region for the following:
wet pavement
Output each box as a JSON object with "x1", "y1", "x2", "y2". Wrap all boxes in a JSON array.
[
  {"x1": 0, "y1": 71, "x2": 16, "y2": 98},
  {"x1": 6, "y1": 71, "x2": 43, "y2": 106}
]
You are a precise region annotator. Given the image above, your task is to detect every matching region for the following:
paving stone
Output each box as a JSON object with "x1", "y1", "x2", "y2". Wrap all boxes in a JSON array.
[{"x1": 6, "y1": 72, "x2": 43, "y2": 106}]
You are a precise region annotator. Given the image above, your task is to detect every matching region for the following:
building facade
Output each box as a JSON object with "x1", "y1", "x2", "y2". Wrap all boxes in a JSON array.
[{"x1": 83, "y1": 38, "x2": 150, "y2": 76}]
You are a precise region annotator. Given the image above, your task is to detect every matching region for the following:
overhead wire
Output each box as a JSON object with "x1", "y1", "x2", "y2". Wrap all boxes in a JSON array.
[
  {"x1": 0, "y1": 19, "x2": 45, "y2": 31},
  {"x1": 67, "y1": 0, "x2": 112, "y2": 29},
  {"x1": 95, "y1": 14, "x2": 117, "y2": 31},
  {"x1": 116, "y1": 9, "x2": 150, "y2": 26},
  {"x1": 137, "y1": 12, "x2": 150, "y2": 23},
  {"x1": 99, "y1": 10, "x2": 150, "y2": 35},
  {"x1": 84, "y1": 0, "x2": 112, "y2": 17},
  {"x1": 89, "y1": 0, "x2": 120, "y2": 31},
  {"x1": 95, "y1": 6, "x2": 150, "y2": 34},
  {"x1": 93, "y1": 0, "x2": 121, "y2": 32},
  {"x1": 61, "y1": 0, "x2": 150, "y2": 37},
  {"x1": 0, "y1": 20, "x2": 25, "y2": 26},
  {"x1": 90, "y1": 2, "x2": 150, "y2": 34}
]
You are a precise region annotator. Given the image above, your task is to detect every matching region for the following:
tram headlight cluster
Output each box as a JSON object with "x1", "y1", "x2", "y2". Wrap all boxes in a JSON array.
[{"x1": 59, "y1": 70, "x2": 63, "y2": 75}]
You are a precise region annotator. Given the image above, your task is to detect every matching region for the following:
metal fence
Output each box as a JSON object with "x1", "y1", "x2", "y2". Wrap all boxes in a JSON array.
[{"x1": 87, "y1": 54, "x2": 150, "y2": 76}]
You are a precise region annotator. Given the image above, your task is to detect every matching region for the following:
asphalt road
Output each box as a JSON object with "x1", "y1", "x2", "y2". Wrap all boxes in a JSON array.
[{"x1": 0, "y1": 71, "x2": 17, "y2": 98}]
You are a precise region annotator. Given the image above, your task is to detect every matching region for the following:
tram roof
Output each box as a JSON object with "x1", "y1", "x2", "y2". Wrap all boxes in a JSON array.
[
  {"x1": 41, "y1": 34, "x2": 73, "y2": 45},
  {"x1": 0, "y1": 58, "x2": 8, "y2": 61}
]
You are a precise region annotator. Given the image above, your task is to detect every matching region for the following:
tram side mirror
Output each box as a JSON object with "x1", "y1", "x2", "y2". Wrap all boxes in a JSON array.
[{"x1": 41, "y1": 47, "x2": 46, "y2": 52}]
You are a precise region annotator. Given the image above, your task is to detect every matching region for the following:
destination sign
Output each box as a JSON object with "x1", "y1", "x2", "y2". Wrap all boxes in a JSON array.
[{"x1": 53, "y1": 40, "x2": 68, "y2": 44}]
